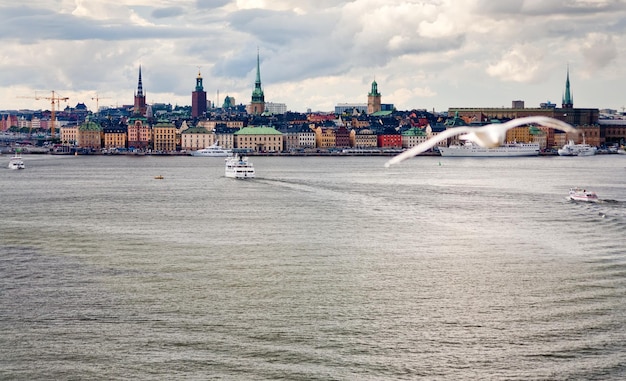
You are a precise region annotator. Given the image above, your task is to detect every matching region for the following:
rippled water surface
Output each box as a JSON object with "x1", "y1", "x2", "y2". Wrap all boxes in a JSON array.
[{"x1": 1, "y1": 154, "x2": 626, "y2": 380}]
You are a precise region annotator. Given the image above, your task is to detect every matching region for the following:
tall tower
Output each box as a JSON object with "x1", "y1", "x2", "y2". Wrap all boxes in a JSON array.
[
  {"x1": 367, "y1": 79, "x2": 381, "y2": 114},
  {"x1": 192, "y1": 68, "x2": 207, "y2": 118},
  {"x1": 247, "y1": 50, "x2": 265, "y2": 115},
  {"x1": 562, "y1": 66, "x2": 573, "y2": 109},
  {"x1": 133, "y1": 65, "x2": 147, "y2": 116}
]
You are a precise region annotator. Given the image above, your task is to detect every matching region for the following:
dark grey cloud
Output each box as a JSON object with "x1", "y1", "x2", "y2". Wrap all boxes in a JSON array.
[{"x1": 0, "y1": 5, "x2": 198, "y2": 42}]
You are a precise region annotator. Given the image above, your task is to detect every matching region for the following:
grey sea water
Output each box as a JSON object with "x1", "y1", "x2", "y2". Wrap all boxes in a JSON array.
[{"x1": 1, "y1": 154, "x2": 625, "y2": 380}]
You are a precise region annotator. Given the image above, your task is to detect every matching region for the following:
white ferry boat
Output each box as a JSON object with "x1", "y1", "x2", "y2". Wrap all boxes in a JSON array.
[
  {"x1": 567, "y1": 187, "x2": 599, "y2": 202},
  {"x1": 7, "y1": 154, "x2": 25, "y2": 170},
  {"x1": 191, "y1": 141, "x2": 232, "y2": 157},
  {"x1": 557, "y1": 140, "x2": 597, "y2": 156},
  {"x1": 438, "y1": 142, "x2": 540, "y2": 157},
  {"x1": 225, "y1": 154, "x2": 255, "y2": 179}
]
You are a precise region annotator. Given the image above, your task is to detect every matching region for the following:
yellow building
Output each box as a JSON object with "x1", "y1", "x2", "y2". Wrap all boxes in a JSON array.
[
  {"x1": 313, "y1": 127, "x2": 336, "y2": 149},
  {"x1": 60, "y1": 125, "x2": 78, "y2": 145},
  {"x1": 235, "y1": 126, "x2": 282, "y2": 152},
  {"x1": 152, "y1": 121, "x2": 177, "y2": 152},
  {"x1": 103, "y1": 125, "x2": 127, "y2": 149}
]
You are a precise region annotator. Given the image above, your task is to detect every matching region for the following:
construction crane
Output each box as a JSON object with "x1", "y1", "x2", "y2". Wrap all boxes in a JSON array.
[
  {"x1": 18, "y1": 90, "x2": 69, "y2": 138},
  {"x1": 91, "y1": 94, "x2": 110, "y2": 114}
]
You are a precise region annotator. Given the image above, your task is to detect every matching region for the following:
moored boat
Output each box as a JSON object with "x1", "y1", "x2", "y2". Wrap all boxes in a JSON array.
[
  {"x1": 8, "y1": 154, "x2": 25, "y2": 170},
  {"x1": 191, "y1": 141, "x2": 232, "y2": 157},
  {"x1": 225, "y1": 154, "x2": 255, "y2": 179},
  {"x1": 438, "y1": 142, "x2": 540, "y2": 157},
  {"x1": 557, "y1": 137, "x2": 597, "y2": 157},
  {"x1": 567, "y1": 187, "x2": 599, "y2": 202}
]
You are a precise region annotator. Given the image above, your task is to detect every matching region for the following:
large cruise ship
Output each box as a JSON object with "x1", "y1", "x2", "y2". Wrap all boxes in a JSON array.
[{"x1": 438, "y1": 142, "x2": 540, "y2": 157}]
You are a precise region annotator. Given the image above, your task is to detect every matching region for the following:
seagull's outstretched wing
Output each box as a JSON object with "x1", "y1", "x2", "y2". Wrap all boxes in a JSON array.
[
  {"x1": 384, "y1": 126, "x2": 472, "y2": 167},
  {"x1": 496, "y1": 116, "x2": 578, "y2": 134},
  {"x1": 384, "y1": 116, "x2": 576, "y2": 167}
]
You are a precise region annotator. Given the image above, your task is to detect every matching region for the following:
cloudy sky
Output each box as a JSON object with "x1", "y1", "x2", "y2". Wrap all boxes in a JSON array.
[{"x1": 1, "y1": 0, "x2": 626, "y2": 114}]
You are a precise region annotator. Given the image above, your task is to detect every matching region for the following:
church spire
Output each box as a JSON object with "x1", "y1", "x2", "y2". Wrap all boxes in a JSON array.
[
  {"x1": 250, "y1": 49, "x2": 264, "y2": 103},
  {"x1": 136, "y1": 65, "x2": 144, "y2": 97},
  {"x1": 562, "y1": 65, "x2": 573, "y2": 109}
]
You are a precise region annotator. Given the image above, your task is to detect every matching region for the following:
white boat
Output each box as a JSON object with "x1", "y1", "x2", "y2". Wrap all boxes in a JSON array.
[
  {"x1": 438, "y1": 142, "x2": 540, "y2": 157},
  {"x1": 225, "y1": 154, "x2": 255, "y2": 179},
  {"x1": 567, "y1": 187, "x2": 599, "y2": 202},
  {"x1": 191, "y1": 141, "x2": 232, "y2": 157},
  {"x1": 7, "y1": 154, "x2": 25, "y2": 170},
  {"x1": 557, "y1": 138, "x2": 597, "y2": 157}
]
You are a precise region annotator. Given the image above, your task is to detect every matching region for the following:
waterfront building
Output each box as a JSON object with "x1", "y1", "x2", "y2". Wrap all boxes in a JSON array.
[
  {"x1": 314, "y1": 127, "x2": 336, "y2": 149},
  {"x1": 127, "y1": 117, "x2": 151, "y2": 150},
  {"x1": 278, "y1": 124, "x2": 315, "y2": 151},
  {"x1": 351, "y1": 128, "x2": 378, "y2": 148},
  {"x1": 103, "y1": 123, "x2": 127, "y2": 150},
  {"x1": 378, "y1": 128, "x2": 402, "y2": 149},
  {"x1": 367, "y1": 80, "x2": 382, "y2": 114},
  {"x1": 152, "y1": 121, "x2": 178, "y2": 152},
  {"x1": 401, "y1": 126, "x2": 429, "y2": 149},
  {"x1": 599, "y1": 119, "x2": 626, "y2": 145},
  {"x1": 246, "y1": 51, "x2": 265, "y2": 115},
  {"x1": 133, "y1": 66, "x2": 147, "y2": 117},
  {"x1": 181, "y1": 126, "x2": 213, "y2": 151},
  {"x1": 77, "y1": 121, "x2": 102, "y2": 150},
  {"x1": 214, "y1": 124, "x2": 235, "y2": 149},
  {"x1": 192, "y1": 69, "x2": 207, "y2": 118},
  {"x1": 60, "y1": 124, "x2": 78, "y2": 145},
  {"x1": 234, "y1": 126, "x2": 282, "y2": 152},
  {"x1": 335, "y1": 126, "x2": 351, "y2": 148}
]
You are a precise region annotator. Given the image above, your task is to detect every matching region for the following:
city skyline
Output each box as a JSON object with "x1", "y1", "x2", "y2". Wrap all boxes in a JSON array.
[{"x1": 2, "y1": 1, "x2": 626, "y2": 113}]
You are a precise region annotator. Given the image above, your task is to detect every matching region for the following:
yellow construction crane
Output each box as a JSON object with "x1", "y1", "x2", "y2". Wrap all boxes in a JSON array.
[
  {"x1": 18, "y1": 90, "x2": 69, "y2": 138},
  {"x1": 91, "y1": 94, "x2": 110, "y2": 114}
]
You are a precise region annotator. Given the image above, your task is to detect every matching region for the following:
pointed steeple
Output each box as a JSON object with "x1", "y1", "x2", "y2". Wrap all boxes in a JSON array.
[
  {"x1": 137, "y1": 65, "x2": 144, "y2": 97},
  {"x1": 251, "y1": 49, "x2": 264, "y2": 103},
  {"x1": 248, "y1": 48, "x2": 266, "y2": 115},
  {"x1": 562, "y1": 65, "x2": 573, "y2": 109}
]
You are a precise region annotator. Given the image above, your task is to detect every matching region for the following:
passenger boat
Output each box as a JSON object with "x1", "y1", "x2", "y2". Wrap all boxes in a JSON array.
[
  {"x1": 225, "y1": 154, "x2": 255, "y2": 179},
  {"x1": 567, "y1": 187, "x2": 599, "y2": 202},
  {"x1": 191, "y1": 141, "x2": 232, "y2": 157},
  {"x1": 7, "y1": 154, "x2": 25, "y2": 170},
  {"x1": 438, "y1": 142, "x2": 540, "y2": 157},
  {"x1": 557, "y1": 136, "x2": 597, "y2": 156}
]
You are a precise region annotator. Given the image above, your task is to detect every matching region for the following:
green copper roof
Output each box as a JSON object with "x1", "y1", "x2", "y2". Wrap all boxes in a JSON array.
[
  {"x1": 235, "y1": 126, "x2": 281, "y2": 135},
  {"x1": 368, "y1": 79, "x2": 380, "y2": 96},
  {"x1": 402, "y1": 127, "x2": 426, "y2": 137},
  {"x1": 371, "y1": 110, "x2": 392, "y2": 117},
  {"x1": 153, "y1": 121, "x2": 175, "y2": 128},
  {"x1": 78, "y1": 121, "x2": 101, "y2": 131},
  {"x1": 182, "y1": 127, "x2": 211, "y2": 134}
]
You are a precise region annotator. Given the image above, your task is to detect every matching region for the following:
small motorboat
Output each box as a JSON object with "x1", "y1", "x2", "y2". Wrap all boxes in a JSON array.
[
  {"x1": 8, "y1": 154, "x2": 25, "y2": 170},
  {"x1": 567, "y1": 187, "x2": 599, "y2": 202},
  {"x1": 154, "y1": 175, "x2": 164, "y2": 179}
]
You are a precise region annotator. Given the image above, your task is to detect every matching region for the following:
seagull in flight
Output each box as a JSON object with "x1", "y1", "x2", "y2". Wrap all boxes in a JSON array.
[{"x1": 385, "y1": 116, "x2": 577, "y2": 167}]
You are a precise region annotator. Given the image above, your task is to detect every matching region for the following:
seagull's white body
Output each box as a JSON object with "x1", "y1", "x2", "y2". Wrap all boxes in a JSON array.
[{"x1": 385, "y1": 116, "x2": 577, "y2": 167}]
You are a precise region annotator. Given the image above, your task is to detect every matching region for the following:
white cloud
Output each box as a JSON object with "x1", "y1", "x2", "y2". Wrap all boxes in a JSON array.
[
  {"x1": 2, "y1": 0, "x2": 626, "y2": 112},
  {"x1": 486, "y1": 45, "x2": 545, "y2": 83}
]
